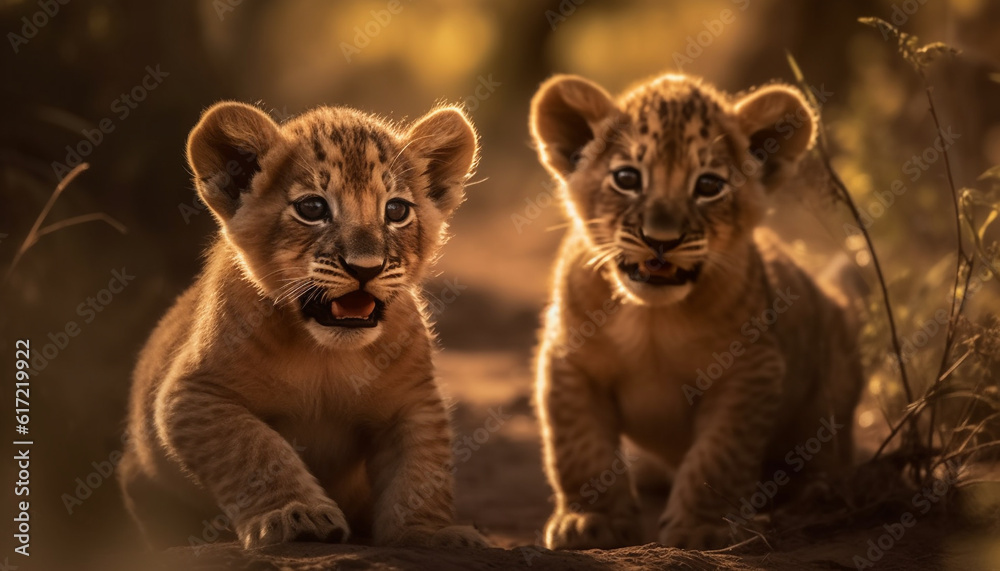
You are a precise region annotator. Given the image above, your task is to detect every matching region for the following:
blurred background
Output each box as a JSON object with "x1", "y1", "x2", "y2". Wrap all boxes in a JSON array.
[{"x1": 1, "y1": 1, "x2": 999, "y2": 569}]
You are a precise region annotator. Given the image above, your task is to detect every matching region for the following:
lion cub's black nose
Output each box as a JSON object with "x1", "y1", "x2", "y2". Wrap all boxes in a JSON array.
[
  {"x1": 639, "y1": 230, "x2": 685, "y2": 256},
  {"x1": 339, "y1": 256, "x2": 386, "y2": 286}
]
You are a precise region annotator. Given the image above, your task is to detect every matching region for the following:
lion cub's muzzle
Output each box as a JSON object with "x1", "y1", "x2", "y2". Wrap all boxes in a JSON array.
[
  {"x1": 619, "y1": 231, "x2": 707, "y2": 287},
  {"x1": 300, "y1": 291, "x2": 385, "y2": 328},
  {"x1": 300, "y1": 256, "x2": 388, "y2": 329},
  {"x1": 618, "y1": 259, "x2": 703, "y2": 286}
]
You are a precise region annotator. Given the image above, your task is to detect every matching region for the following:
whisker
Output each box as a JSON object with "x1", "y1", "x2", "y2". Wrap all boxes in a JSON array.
[
  {"x1": 546, "y1": 218, "x2": 606, "y2": 233},
  {"x1": 676, "y1": 243, "x2": 708, "y2": 252},
  {"x1": 667, "y1": 247, "x2": 706, "y2": 260},
  {"x1": 274, "y1": 279, "x2": 315, "y2": 306},
  {"x1": 585, "y1": 244, "x2": 620, "y2": 259},
  {"x1": 545, "y1": 221, "x2": 574, "y2": 232},
  {"x1": 463, "y1": 177, "x2": 489, "y2": 188},
  {"x1": 585, "y1": 247, "x2": 621, "y2": 269},
  {"x1": 593, "y1": 253, "x2": 620, "y2": 270},
  {"x1": 272, "y1": 277, "x2": 308, "y2": 296},
  {"x1": 257, "y1": 266, "x2": 304, "y2": 281},
  {"x1": 615, "y1": 239, "x2": 648, "y2": 252}
]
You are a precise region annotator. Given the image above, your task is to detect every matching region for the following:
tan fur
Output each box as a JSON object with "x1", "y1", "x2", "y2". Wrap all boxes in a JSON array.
[
  {"x1": 119, "y1": 101, "x2": 487, "y2": 549},
  {"x1": 530, "y1": 73, "x2": 863, "y2": 550}
]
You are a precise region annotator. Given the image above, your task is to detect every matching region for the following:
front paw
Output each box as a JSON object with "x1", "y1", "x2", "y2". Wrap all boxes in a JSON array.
[
  {"x1": 390, "y1": 525, "x2": 490, "y2": 548},
  {"x1": 544, "y1": 510, "x2": 640, "y2": 550},
  {"x1": 658, "y1": 516, "x2": 732, "y2": 550},
  {"x1": 429, "y1": 525, "x2": 491, "y2": 548},
  {"x1": 237, "y1": 500, "x2": 350, "y2": 548}
]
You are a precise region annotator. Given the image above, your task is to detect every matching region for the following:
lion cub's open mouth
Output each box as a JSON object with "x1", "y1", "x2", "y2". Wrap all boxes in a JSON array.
[
  {"x1": 619, "y1": 258, "x2": 703, "y2": 286},
  {"x1": 300, "y1": 290, "x2": 384, "y2": 328}
]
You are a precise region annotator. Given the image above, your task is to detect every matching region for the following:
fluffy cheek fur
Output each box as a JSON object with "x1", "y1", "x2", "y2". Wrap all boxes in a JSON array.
[
  {"x1": 396, "y1": 191, "x2": 448, "y2": 286},
  {"x1": 223, "y1": 189, "x2": 299, "y2": 295},
  {"x1": 698, "y1": 175, "x2": 767, "y2": 278},
  {"x1": 565, "y1": 168, "x2": 615, "y2": 246}
]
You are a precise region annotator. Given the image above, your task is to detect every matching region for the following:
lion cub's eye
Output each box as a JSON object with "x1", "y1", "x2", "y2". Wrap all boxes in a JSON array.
[
  {"x1": 385, "y1": 198, "x2": 411, "y2": 224},
  {"x1": 611, "y1": 166, "x2": 642, "y2": 193},
  {"x1": 294, "y1": 196, "x2": 330, "y2": 222},
  {"x1": 693, "y1": 174, "x2": 728, "y2": 200}
]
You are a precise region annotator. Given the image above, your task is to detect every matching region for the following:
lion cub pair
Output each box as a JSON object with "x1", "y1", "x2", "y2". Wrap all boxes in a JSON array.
[{"x1": 120, "y1": 72, "x2": 861, "y2": 551}]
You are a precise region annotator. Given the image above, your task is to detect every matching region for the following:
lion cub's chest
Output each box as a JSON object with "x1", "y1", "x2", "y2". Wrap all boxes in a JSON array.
[
  {"x1": 246, "y1": 352, "x2": 407, "y2": 461},
  {"x1": 600, "y1": 307, "x2": 730, "y2": 465},
  {"x1": 257, "y1": 356, "x2": 405, "y2": 504}
]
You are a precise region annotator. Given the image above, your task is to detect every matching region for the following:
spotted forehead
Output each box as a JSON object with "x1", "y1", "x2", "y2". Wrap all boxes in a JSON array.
[
  {"x1": 285, "y1": 110, "x2": 403, "y2": 195},
  {"x1": 618, "y1": 81, "x2": 734, "y2": 170}
]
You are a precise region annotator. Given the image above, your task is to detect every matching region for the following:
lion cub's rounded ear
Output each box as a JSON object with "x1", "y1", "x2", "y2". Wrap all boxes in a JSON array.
[
  {"x1": 187, "y1": 101, "x2": 280, "y2": 220},
  {"x1": 734, "y1": 85, "x2": 816, "y2": 189},
  {"x1": 530, "y1": 75, "x2": 618, "y2": 180},
  {"x1": 406, "y1": 106, "x2": 478, "y2": 218}
]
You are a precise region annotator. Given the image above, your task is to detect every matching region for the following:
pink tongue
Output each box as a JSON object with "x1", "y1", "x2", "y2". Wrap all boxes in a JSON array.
[{"x1": 330, "y1": 291, "x2": 376, "y2": 319}]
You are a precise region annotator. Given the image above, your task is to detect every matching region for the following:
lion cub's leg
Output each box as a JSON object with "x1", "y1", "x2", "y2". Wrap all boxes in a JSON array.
[
  {"x1": 658, "y1": 350, "x2": 784, "y2": 550},
  {"x1": 368, "y1": 385, "x2": 488, "y2": 548},
  {"x1": 158, "y1": 381, "x2": 350, "y2": 548},
  {"x1": 539, "y1": 354, "x2": 641, "y2": 550}
]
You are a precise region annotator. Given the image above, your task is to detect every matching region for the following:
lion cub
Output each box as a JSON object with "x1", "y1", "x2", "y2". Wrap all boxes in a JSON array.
[
  {"x1": 119, "y1": 101, "x2": 487, "y2": 549},
  {"x1": 530, "y1": 73, "x2": 863, "y2": 550}
]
